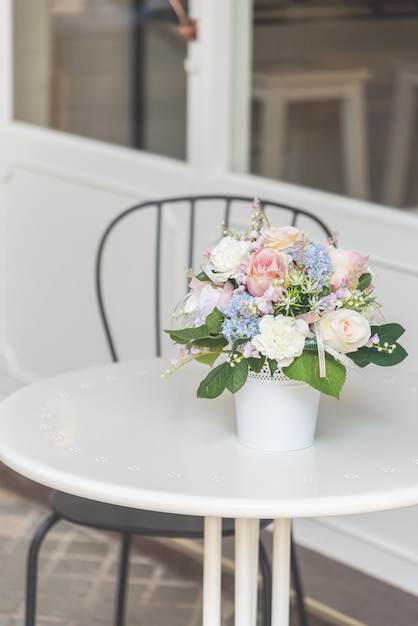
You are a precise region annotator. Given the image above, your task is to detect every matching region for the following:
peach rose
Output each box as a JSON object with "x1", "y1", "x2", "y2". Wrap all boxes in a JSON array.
[
  {"x1": 318, "y1": 309, "x2": 371, "y2": 354},
  {"x1": 327, "y1": 246, "x2": 367, "y2": 290},
  {"x1": 261, "y1": 226, "x2": 302, "y2": 251},
  {"x1": 246, "y1": 248, "x2": 290, "y2": 297}
]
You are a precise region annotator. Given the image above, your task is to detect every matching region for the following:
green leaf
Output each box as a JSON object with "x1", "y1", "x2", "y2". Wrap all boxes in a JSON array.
[
  {"x1": 195, "y1": 270, "x2": 211, "y2": 281},
  {"x1": 268, "y1": 359, "x2": 278, "y2": 376},
  {"x1": 345, "y1": 348, "x2": 370, "y2": 368},
  {"x1": 164, "y1": 310, "x2": 226, "y2": 346},
  {"x1": 205, "y1": 308, "x2": 225, "y2": 334},
  {"x1": 230, "y1": 337, "x2": 249, "y2": 353},
  {"x1": 347, "y1": 322, "x2": 408, "y2": 368},
  {"x1": 369, "y1": 344, "x2": 408, "y2": 366},
  {"x1": 371, "y1": 323, "x2": 406, "y2": 342},
  {"x1": 358, "y1": 272, "x2": 372, "y2": 291},
  {"x1": 226, "y1": 360, "x2": 248, "y2": 393},
  {"x1": 349, "y1": 343, "x2": 408, "y2": 367},
  {"x1": 164, "y1": 325, "x2": 211, "y2": 345},
  {"x1": 247, "y1": 356, "x2": 265, "y2": 373},
  {"x1": 197, "y1": 362, "x2": 230, "y2": 399},
  {"x1": 195, "y1": 352, "x2": 222, "y2": 368},
  {"x1": 193, "y1": 337, "x2": 228, "y2": 349},
  {"x1": 283, "y1": 352, "x2": 346, "y2": 399}
]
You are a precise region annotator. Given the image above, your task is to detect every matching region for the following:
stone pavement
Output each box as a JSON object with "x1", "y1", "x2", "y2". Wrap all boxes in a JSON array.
[
  {"x1": 0, "y1": 485, "x2": 332, "y2": 626},
  {"x1": 3, "y1": 470, "x2": 418, "y2": 626},
  {"x1": 0, "y1": 486, "x2": 230, "y2": 626}
]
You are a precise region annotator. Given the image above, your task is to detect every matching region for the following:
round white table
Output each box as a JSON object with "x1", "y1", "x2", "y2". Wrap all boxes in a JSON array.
[{"x1": 0, "y1": 358, "x2": 417, "y2": 626}]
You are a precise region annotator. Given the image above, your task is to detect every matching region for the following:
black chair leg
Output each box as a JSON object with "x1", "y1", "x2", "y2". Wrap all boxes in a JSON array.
[
  {"x1": 258, "y1": 537, "x2": 272, "y2": 626},
  {"x1": 290, "y1": 533, "x2": 309, "y2": 626},
  {"x1": 115, "y1": 531, "x2": 131, "y2": 626},
  {"x1": 26, "y1": 512, "x2": 61, "y2": 626}
]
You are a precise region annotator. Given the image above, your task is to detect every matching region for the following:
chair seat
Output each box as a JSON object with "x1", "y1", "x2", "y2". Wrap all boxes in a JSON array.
[{"x1": 51, "y1": 491, "x2": 272, "y2": 538}]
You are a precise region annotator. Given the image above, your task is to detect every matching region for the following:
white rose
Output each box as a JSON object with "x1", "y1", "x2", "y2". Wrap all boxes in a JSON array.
[
  {"x1": 208, "y1": 236, "x2": 251, "y2": 281},
  {"x1": 318, "y1": 309, "x2": 370, "y2": 354},
  {"x1": 251, "y1": 315, "x2": 309, "y2": 367}
]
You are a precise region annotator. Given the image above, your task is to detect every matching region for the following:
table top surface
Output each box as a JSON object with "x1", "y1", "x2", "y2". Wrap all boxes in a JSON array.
[{"x1": 0, "y1": 358, "x2": 417, "y2": 519}]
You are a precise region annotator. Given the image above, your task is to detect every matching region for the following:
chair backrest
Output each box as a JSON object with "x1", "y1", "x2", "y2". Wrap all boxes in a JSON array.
[{"x1": 95, "y1": 195, "x2": 332, "y2": 362}]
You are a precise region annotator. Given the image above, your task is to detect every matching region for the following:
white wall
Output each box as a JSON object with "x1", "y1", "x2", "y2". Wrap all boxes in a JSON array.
[{"x1": 0, "y1": 125, "x2": 200, "y2": 381}]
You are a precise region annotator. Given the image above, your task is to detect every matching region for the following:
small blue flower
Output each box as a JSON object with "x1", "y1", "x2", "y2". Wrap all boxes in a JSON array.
[
  {"x1": 222, "y1": 293, "x2": 261, "y2": 344},
  {"x1": 288, "y1": 242, "x2": 333, "y2": 290}
]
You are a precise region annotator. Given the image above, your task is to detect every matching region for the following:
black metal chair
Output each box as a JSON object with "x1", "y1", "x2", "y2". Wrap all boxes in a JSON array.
[{"x1": 25, "y1": 195, "x2": 332, "y2": 626}]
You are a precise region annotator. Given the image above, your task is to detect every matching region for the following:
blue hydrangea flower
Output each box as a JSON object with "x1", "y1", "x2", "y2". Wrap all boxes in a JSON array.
[
  {"x1": 222, "y1": 293, "x2": 261, "y2": 344},
  {"x1": 287, "y1": 242, "x2": 333, "y2": 290}
]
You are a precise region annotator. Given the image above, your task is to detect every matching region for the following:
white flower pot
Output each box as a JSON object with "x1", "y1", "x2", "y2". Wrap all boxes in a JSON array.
[{"x1": 234, "y1": 368, "x2": 320, "y2": 452}]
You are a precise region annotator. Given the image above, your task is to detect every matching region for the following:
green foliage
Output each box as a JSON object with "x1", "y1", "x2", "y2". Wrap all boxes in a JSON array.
[
  {"x1": 195, "y1": 351, "x2": 222, "y2": 368},
  {"x1": 371, "y1": 323, "x2": 405, "y2": 343},
  {"x1": 226, "y1": 360, "x2": 248, "y2": 393},
  {"x1": 196, "y1": 351, "x2": 348, "y2": 400},
  {"x1": 196, "y1": 362, "x2": 230, "y2": 399},
  {"x1": 247, "y1": 356, "x2": 265, "y2": 373},
  {"x1": 374, "y1": 322, "x2": 405, "y2": 342},
  {"x1": 283, "y1": 352, "x2": 346, "y2": 399},
  {"x1": 164, "y1": 308, "x2": 225, "y2": 347},
  {"x1": 193, "y1": 337, "x2": 228, "y2": 349},
  {"x1": 347, "y1": 323, "x2": 407, "y2": 368},
  {"x1": 165, "y1": 325, "x2": 212, "y2": 345},
  {"x1": 195, "y1": 270, "x2": 211, "y2": 282},
  {"x1": 196, "y1": 357, "x2": 249, "y2": 399},
  {"x1": 205, "y1": 308, "x2": 225, "y2": 334},
  {"x1": 268, "y1": 359, "x2": 278, "y2": 376},
  {"x1": 167, "y1": 314, "x2": 407, "y2": 401},
  {"x1": 358, "y1": 272, "x2": 372, "y2": 291}
]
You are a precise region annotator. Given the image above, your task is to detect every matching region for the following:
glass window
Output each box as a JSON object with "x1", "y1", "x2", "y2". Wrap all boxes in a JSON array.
[
  {"x1": 251, "y1": 1, "x2": 418, "y2": 208},
  {"x1": 13, "y1": 0, "x2": 187, "y2": 160}
]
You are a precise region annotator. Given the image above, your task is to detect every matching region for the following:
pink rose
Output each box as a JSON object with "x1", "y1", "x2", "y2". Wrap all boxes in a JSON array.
[
  {"x1": 246, "y1": 248, "x2": 290, "y2": 297},
  {"x1": 261, "y1": 226, "x2": 303, "y2": 250},
  {"x1": 327, "y1": 246, "x2": 367, "y2": 290}
]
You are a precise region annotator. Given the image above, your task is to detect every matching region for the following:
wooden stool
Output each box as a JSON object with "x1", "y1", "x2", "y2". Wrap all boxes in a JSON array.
[
  {"x1": 383, "y1": 62, "x2": 418, "y2": 207},
  {"x1": 253, "y1": 69, "x2": 371, "y2": 199}
]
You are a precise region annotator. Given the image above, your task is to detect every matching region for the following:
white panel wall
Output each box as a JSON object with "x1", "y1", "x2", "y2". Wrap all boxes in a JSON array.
[{"x1": 0, "y1": 126, "x2": 202, "y2": 381}]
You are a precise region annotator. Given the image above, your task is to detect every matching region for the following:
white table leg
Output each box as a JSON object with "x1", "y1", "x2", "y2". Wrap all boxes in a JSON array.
[
  {"x1": 271, "y1": 518, "x2": 291, "y2": 626},
  {"x1": 235, "y1": 518, "x2": 260, "y2": 626},
  {"x1": 203, "y1": 516, "x2": 222, "y2": 626}
]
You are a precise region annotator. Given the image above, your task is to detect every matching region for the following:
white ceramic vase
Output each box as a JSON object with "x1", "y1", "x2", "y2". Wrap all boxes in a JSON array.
[{"x1": 234, "y1": 367, "x2": 320, "y2": 452}]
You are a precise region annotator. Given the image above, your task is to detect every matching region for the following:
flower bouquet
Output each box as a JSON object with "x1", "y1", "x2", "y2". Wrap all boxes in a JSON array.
[{"x1": 165, "y1": 199, "x2": 407, "y2": 400}]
